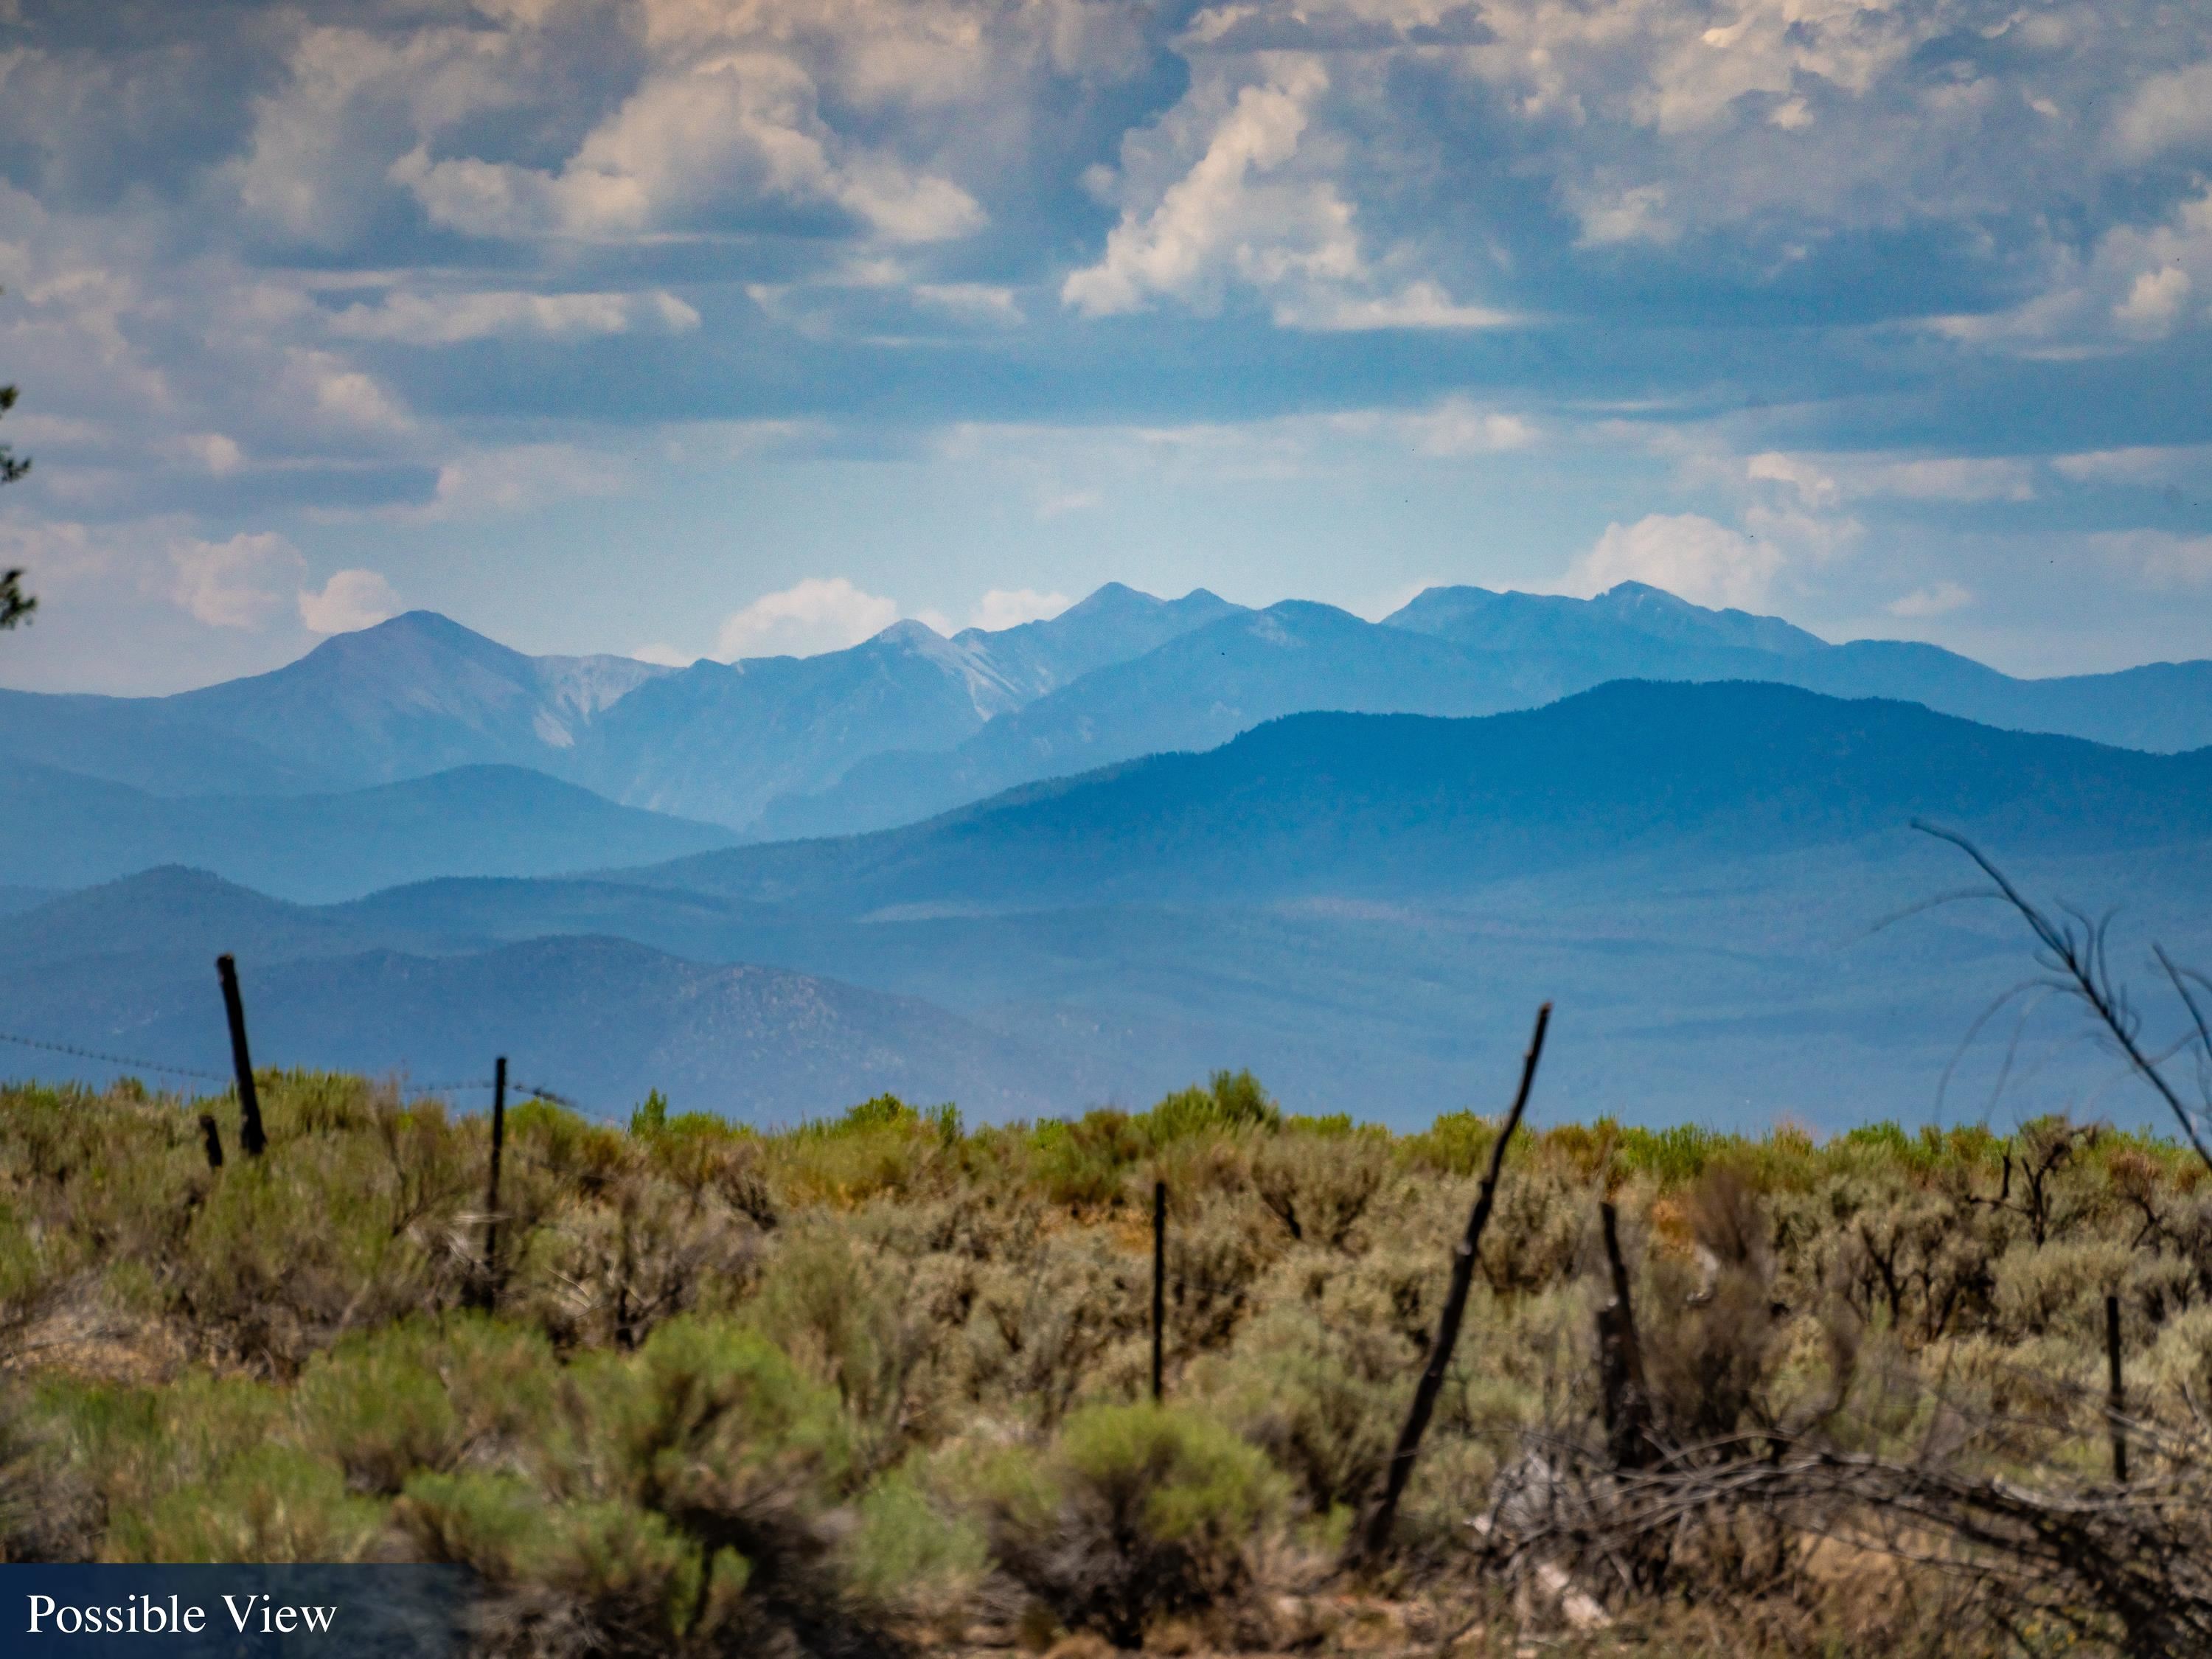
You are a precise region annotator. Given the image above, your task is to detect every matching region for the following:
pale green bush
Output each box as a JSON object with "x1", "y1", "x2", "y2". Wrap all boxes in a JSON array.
[{"x1": 969, "y1": 1402, "x2": 1287, "y2": 1647}]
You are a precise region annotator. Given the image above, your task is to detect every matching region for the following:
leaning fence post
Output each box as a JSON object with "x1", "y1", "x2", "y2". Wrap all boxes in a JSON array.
[
  {"x1": 1356, "y1": 1001, "x2": 1551, "y2": 1564},
  {"x1": 1596, "y1": 1200, "x2": 1653, "y2": 1469},
  {"x1": 1152, "y1": 1178, "x2": 1167, "y2": 1404},
  {"x1": 2107, "y1": 1293, "x2": 2128, "y2": 1485},
  {"x1": 480, "y1": 1057, "x2": 507, "y2": 1310},
  {"x1": 215, "y1": 954, "x2": 267, "y2": 1158}
]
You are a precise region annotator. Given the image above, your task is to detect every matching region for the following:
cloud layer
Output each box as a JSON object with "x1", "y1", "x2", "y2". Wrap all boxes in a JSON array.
[{"x1": 0, "y1": 0, "x2": 2205, "y2": 687}]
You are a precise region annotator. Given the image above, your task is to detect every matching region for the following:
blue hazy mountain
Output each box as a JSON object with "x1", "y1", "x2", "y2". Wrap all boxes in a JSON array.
[
  {"x1": 562, "y1": 585, "x2": 1242, "y2": 828},
  {"x1": 11, "y1": 682, "x2": 2209, "y2": 1129},
  {"x1": 0, "y1": 877, "x2": 1070, "y2": 1118},
  {"x1": 942, "y1": 582, "x2": 1245, "y2": 699},
  {"x1": 0, "y1": 611, "x2": 673, "y2": 795},
  {"x1": 0, "y1": 762, "x2": 740, "y2": 902},
  {"x1": 755, "y1": 600, "x2": 1558, "y2": 838},
  {"x1": 7, "y1": 582, "x2": 2212, "y2": 848},
  {"x1": 1387, "y1": 581, "x2": 1828, "y2": 658},
  {"x1": 1388, "y1": 582, "x2": 2212, "y2": 753},
  {"x1": 0, "y1": 585, "x2": 1243, "y2": 832},
  {"x1": 642, "y1": 680, "x2": 2212, "y2": 914},
  {"x1": 757, "y1": 587, "x2": 2212, "y2": 838}
]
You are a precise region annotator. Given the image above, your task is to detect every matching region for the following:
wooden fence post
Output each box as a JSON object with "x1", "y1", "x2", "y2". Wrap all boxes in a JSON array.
[
  {"x1": 2107, "y1": 1293, "x2": 2128, "y2": 1485},
  {"x1": 480, "y1": 1057, "x2": 507, "y2": 1310},
  {"x1": 1596, "y1": 1200, "x2": 1653, "y2": 1469},
  {"x1": 1356, "y1": 1001, "x2": 1551, "y2": 1564},
  {"x1": 1151, "y1": 1178, "x2": 1167, "y2": 1404},
  {"x1": 198, "y1": 1113, "x2": 225, "y2": 1170},
  {"x1": 215, "y1": 954, "x2": 266, "y2": 1158}
]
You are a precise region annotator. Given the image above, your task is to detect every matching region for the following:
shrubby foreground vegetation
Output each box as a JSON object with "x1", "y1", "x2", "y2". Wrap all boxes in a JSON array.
[{"x1": 4, "y1": 1069, "x2": 2212, "y2": 1656}]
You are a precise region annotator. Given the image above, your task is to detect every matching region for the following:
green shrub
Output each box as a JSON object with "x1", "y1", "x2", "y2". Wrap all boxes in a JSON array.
[
  {"x1": 400, "y1": 1472, "x2": 742, "y2": 1652},
  {"x1": 294, "y1": 1325, "x2": 464, "y2": 1495},
  {"x1": 122, "y1": 1444, "x2": 383, "y2": 1562},
  {"x1": 973, "y1": 1402, "x2": 1286, "y2": 1646},
  {"x1": 1251, "y1": 1129, "x2": 1391, "y2": 1249},
  {"x1": 629, "y1": 1090, "x2": 671, "y2": 1137},
  {"x1": 1404, "y1": 1109, "x2": 1513, "y2": 1178},
  {"x1": 1142, "y1": 1070, "x2": 1281, "y2": 1144},
  {"x1": 1214, "y1": 1306, "x2": 1400, "y2": 1517},
  {"x1": 16, "y1": 1073, "x2": 2212, "y2": 1655},
  {"x1": 842, "y1": 1464, "x2": 987, "y2": 1621},
  {"x1": 753, "y1": 1226, "x2": 942, "y2": 1467},
  {"x1": 580, "y1": 1317, "x2": 851, "y2": 1512},
  {"x1": 1615, "y1": 1122, "x2": 1738, "y2": 1186},
  {"x1": 47, "y1": 1374, "x2": 287, "y2": 1529},
  {"x1": 1032, "y1": 1110, "x2": 1147, "y2": 1208}
]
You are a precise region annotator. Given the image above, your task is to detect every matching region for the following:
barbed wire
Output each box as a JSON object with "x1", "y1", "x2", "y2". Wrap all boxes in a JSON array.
[
  {"x1": 1, "y1": 1032, "x2": 581, "y2": 1111},
  {"x1": 0, "y1": 1030, "x2": 229, "y2": 1082}
]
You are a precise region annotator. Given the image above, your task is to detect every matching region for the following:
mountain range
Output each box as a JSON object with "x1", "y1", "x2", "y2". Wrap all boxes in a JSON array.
[
  {"x1": 639, "y1": 681, "x2": 2212, "y2": 914},
  {"x1": 7, "y1": 680, "x2": 2209, "y2": 1130},
  {"x1": 7, "y1": 581, "x2": 2212, "y2": 881},
  {"x1": 0, "y1": 763, "x2": 738, "y2": 902},
  {"x1": 0, "y1": 584, "x2": 1243, "y2": 830}
]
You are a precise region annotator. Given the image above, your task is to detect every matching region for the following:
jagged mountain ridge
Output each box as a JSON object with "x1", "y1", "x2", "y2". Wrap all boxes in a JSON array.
[
  {"x1": 753, "y1": 591, "x2": 2212, "y2": 839},
  {"x1": 0, "y1": 583, "x2": 1245, "y2": 830},
  {"x1": 7, "y1": 579, "x2": 2212, "y2": 861}
]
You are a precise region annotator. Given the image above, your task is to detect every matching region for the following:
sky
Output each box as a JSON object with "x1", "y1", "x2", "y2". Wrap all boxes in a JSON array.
[{"x1": 0, "y1": 0, "x2": 2208, "y2": 694}]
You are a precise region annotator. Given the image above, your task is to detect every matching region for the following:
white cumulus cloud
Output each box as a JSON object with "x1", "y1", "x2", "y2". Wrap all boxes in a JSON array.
[
  {"x1": 1888, "y1": 581, "x2": 1972, "y2": 618},
  {"x1": 1062, "y1": 56, "x2": 1501, "y2": 330},
  {"x1": 1565, "y1": 513, "x2": 1784, "y2": 610},
  {"x1": 2110, "y1": 60, "x2": 2212, "y2": 161},
  {"x1": 299, "y1": 568, "x2": 403, "y2": 633},
  {"x1": 394, "y1": 55, "x2": 983, "y2": 245},
  {"x1": 1063, "y1": 62, "x2": 1339, "y2": 318},
  {"x1": 715, "y1": 576, "x2": 901, "y2": 658},
  {"x1": 970, "y1": 587, "x2": 1071, "y2": 631},
  {"x1": 168, "y1": 532, "x2": 307, "y2": 630},
  {"x1": 1402, "y1": 399, "x2": 1537, "y2": 456},
  {"x1": 326, "y1": 289, "x2": 700, "y2": 344},
  {"x1": 2096, "y1": 530, "x2": 2212, "y2": 588}
]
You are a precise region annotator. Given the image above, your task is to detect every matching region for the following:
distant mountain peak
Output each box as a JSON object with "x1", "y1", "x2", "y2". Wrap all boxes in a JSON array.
[
  {"x1": 1055, "y1": 581, "x2": 1152, "y2": 617},
  {"x1": 305, "y1": 608, "x2": 521, "y2": 663},
  {"x1": 1588, "y1": 582, "x2": 1827, "y2": 653},
  {"x1": 1385, "y1": 581, "x2": 1825, "y2": 658},
  {"x1": 872, "y1": 617, "x2": 947, "y2": 647},
  {"x1": 361, "y1": 608, "x2": 484, "y2": 638}
]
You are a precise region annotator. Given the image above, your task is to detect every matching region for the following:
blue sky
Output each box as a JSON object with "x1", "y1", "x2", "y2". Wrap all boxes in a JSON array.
[{"x1": 0, "y1": 0, "x2": 2207, "y2": 692}]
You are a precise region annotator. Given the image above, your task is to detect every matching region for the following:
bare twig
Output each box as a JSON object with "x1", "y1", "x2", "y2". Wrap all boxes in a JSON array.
[{"x1": 1913, "y1": 822, "x2": 2212, "y2": 1176}]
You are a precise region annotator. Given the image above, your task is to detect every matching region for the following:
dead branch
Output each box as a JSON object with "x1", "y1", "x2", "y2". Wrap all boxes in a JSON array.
[{"x1": 1913, "y1": 821, "x2": 2212, "y2": 1178}]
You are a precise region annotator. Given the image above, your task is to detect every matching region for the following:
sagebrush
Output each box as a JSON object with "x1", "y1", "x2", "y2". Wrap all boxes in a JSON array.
[{"x1": 4, "y1": 1068, "x2": 2209, "y2": 1655}]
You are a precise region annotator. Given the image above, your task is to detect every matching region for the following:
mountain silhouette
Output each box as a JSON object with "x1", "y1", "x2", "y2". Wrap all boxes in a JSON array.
[{"x1": 10, "y1": 681, "x2": 2209, "y2": 1127}]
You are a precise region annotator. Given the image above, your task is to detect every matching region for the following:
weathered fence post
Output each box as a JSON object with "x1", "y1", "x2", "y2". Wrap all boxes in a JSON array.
[
  {"x1": 480, "y1": 1057, "x2": 507, "y2": 1310},
  {"x1": 198, "y1": 1112, "x2": 225, "y2": 1170},
  {"x1": 2107, "y1": 1293, "x2": 2128, "y2": 1485},
  {"x1": 1151, "y1": 1178, "x2": 1167, "y2": 1404},
  {"x1": 1356, "y1": 1001, "x2": 1552, "y2": 1564},
  {"x1": 1596, "y1": 1200, "x2": 1653, "y2": 1469},
  {"x1": 215, "y1": 954, "x2": 267, "y2": 1158}
]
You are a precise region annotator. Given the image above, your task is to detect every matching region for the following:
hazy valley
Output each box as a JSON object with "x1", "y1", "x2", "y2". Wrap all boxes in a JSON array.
[{"x1": 7, "y1": 588, "x2": 2211, "y2": 1129}]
